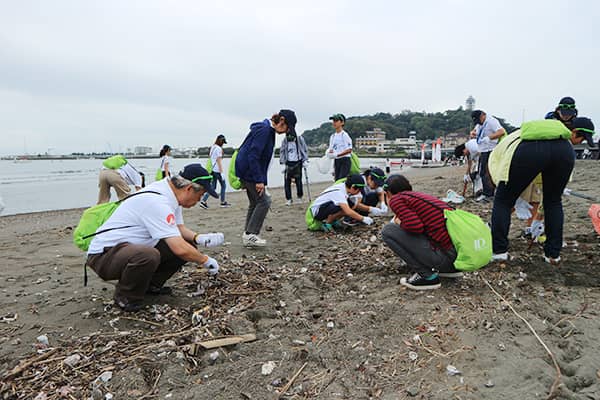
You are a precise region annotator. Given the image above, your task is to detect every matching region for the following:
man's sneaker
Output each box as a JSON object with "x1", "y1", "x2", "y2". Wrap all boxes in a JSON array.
[
  {"x1": 475, "y1": 195, "x2": 492, "y2": 203},
  {"x1": 543, "y1": 255, "x2": 561, "y2": 265},
  {"x1": 220, "y1": 202, "x2": 231, "y2": 208},
  {"x1": 342, "y1": 217, "x2": 359, "y2": 227},
  {"x1": 114, "y1": 296, "x2": 143, "y2": 312},
  {"x1": 285, "y1": 199, "x2": 293, "y2": 206},
  {"x1": 199, "y1": 201, "x2": 209, "y2": 209},
  {"x1": 400, "y1": 273, "x2": 441, "y2": 290},
  {"x1": 438, "y1": 270, "x2": 464, "y2": 278},
  {"x1": 296, "y1": 197, "x2": 304, "y2": 204},
  {"x1": 491, "y1": 252, "x2": 509, "y2": 261},
  {"x1": 242, "y1": 233, "x2": 267, "y2": 247}
]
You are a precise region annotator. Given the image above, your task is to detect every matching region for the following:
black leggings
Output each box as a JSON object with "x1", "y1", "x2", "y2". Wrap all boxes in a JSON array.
[{"x1": 491, "y1": 139, "x2": 574, "y2": 258}]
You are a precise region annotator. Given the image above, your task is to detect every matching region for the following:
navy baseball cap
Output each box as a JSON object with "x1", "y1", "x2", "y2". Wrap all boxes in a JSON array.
[
  {"x1": 571, "y1": 117, "x2": 596, "y2": 147},
  {"x1": 217, "y1": 134, "x2": 227, "y2": 144},
  {"x1": 279, "y1": 109, "x2": 297, "y2": 135},
  {"x1": 179, "y1": 164, "x2": 218, "y2": 198},
  {"x1": 557, "y1": 97, "x2": 577, "y2": 117}
]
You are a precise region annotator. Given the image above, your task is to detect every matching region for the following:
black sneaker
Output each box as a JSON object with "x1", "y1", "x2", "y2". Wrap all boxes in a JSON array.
[
  {"x1": 400, "y1": 273, "x2": 441, "y2": 290},
  {"x1": 342, "y1": 217, "x2": 359, "y2": 227},
  {"x1": 199, "y1": 201, "x2": 208, "y2": 209},
  {"x1": 146, "y1": 285, "x2": 173, "y2": 295},
  {"x1": 220, "y1": 202, "x2": 231, "y2": 208},
  {"x1": 114, "y1": 296, "x2": 143, "y2": 312}
]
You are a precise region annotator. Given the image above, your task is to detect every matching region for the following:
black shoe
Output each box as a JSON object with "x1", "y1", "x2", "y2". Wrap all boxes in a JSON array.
[
  {"x1": 342, "y1": 217, "x2": 359, "y2": 227},
  {"x1": 114, "y1": 296, "x2": 143, "y2": 312},
  {"x1": 146, "y1": 285, "x2": 173, "y2": 295},
  {"x1": 199, "y1": 201, "x2": 209, "y2": 209},
  {"x1": 400, "y1": 273, "x2": 441, "y2": 290}
]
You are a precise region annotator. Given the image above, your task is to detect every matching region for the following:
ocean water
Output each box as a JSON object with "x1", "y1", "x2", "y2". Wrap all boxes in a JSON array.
[{"x1": 0, "y1": 157, "x2": 396, "y2": 215}]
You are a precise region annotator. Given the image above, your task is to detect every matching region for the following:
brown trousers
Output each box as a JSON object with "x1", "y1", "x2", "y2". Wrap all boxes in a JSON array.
[
  {"x1": 86, "y1": 240, "x2": 188, "y2": 302},
  {"x1": 98, "y1": 169, "x2": 131, "y2": 204}
]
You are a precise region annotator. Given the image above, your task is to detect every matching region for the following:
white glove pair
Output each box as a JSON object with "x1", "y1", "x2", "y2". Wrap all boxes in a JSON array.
[
  {"x1": 195, "y1": 232, "x2": 225, "y2": 247},
  {"x1": 514, "y1": 197, "x2": 533, "y2": 220},
  {"x1": 463, "y1": 174, "x2": 471, "y2": 183},
  {"x1": 203, "y1": 257, "x2": 219, "y2": 275},
  {"x1": 362, "y1": 216, "x2": 374, "y2": 225}
]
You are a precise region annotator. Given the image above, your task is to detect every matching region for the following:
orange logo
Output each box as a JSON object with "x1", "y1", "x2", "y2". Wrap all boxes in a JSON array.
[{"x1": 166, "y1": 213, "x2": 176, "y2": 225}]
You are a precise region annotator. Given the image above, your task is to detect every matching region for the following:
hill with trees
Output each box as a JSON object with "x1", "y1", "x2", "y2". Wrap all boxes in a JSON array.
[{"x1": 301, "y1": 107, "x2": 517, "y2": 146}]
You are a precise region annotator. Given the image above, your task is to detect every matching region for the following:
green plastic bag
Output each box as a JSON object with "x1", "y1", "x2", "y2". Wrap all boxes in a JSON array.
[
  {"x1": 228, "y1": 150, "x2": 242, "y2": 190},
  {"x1": 349, "y1": 153, "x2": 361, "y2": 174},
  {"x1": 73, "y1": 191, "x2": 160, "y2": 251},
  {"x1": 305, "y1": 202, "x2": 323, "y2": 231},
  {"x1": 155, "y1": 168, "x2": 164, "y2": 181},
  {"x1": 206, "y1": 158, "x2": 213, "y2": 174},
  {"x1": 102, "y1": 155, "x2": 127, "y2": 170},
  {"x1": 443, "y1": 209, "x2": 492, "y2": 271}
]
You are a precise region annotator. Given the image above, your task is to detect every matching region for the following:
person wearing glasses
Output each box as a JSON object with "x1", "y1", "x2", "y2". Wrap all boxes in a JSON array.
[
  {"x1": 86, "y1": 164, "x2": 225, "y2": 312},
  {"x1": 309, "y1": 174, "x2": 374, "y2": 232},
  {"x1": 326, "y1": 113, "x2": 353, "y2": 181},
  {"x1": 489, "y1": 117, "x2": 595, "y2": 265}
]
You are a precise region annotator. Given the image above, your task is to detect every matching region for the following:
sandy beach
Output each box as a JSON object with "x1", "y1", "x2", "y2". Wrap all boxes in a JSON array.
[{"x1": 1, "y1": 162, "x2": 599, "y2": 399}]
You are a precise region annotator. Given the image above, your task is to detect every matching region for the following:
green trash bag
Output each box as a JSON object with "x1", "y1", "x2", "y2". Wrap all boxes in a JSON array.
[
  {"x1": 443, "y1": 209, "x2": 492, "y2": 272},
  {"x1": 305, "y1": 202, "x2": 323, "y2": 231},
  {"x1": 228, "y1": 150, "x2": 242, "y2": 190},
  {"x1": 349, "y1": 152, "x2": 361, "y2": 174},
  {"x1": 102, "y1": 155, "x2": 127, "y2": 169},
  {"x1": 206, "y1": 158, "x2": 213, "y2": 174}
]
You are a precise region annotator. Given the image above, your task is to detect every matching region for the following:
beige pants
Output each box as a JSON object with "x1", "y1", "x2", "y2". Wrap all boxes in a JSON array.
[{"x1": 97, "y1": 169, "x2": 131, "y2": 204}]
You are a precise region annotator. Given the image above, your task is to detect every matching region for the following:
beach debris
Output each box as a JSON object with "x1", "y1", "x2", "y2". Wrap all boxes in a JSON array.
[
  {"x1": 33, "y1": 393, "x2": 47, "y2": 400},
  {"x1": 408, "y1": 351, "x2": 418, "y2": 361},
  {"x1": 188, "y1": 283, "x2": 206, "y2": 297},
  {"x1": 36, "y1": 335, "x2": 49, "y2": 348},
  {"x1": 96, "y1": 371, "x2": 113, "y2": 383},
  {"x1": 446, "y1": 365, "x2": 461, "y2": 376},
  {"x1": 441, "y1": 189, "x2": 465, "y2": 204},
  {"x1": 292, "y1": 339, "x2": 306, "y2": 346},
  {"x1": 191, "y1": 306, "x2": 211, "y2": 326},
  {"x1": 271, "y1": 378, "x2": 283, "y2": 387},
  {"x1": 326, "y1": 321, "x2": 335, "y2": 329},
  {"x1": 104, "y1": 394, "x2": 114, "y2": 400},
  {"x1": 261, "y1": 361, "x2": 276, "y2": 375},
  {"x1": 209, "y1": 351, "x2": 220, "y2": 363},
  {"x1": 63, "y1": 354, "x2": 81, "y2": 367},
  {"x1": 299, "y1": 267, "x2": 308, "y2": 273},
  {"x1": 91, "y1": 388, "x2": 104, "y2": 400},
  {"x1": 189, "y1": 333, "x2": 257, "y2": 355},
  {"x1": 406, "y1": 386, "x2": 420, "y2": 397},
  {"x1": 484, "y1": 380, "x2": 495, "y2": 388},
  {"x1": 1, "y1": 312, "x2": 18, "y2": 323}
]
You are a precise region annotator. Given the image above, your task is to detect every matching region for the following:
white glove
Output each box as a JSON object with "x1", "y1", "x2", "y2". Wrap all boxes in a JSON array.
[
  {"x1": 326, "y1": 150, "x2": 336, "y2": 159},
  {"x1": 530, "y1": 220, "x2": 544, "y2": 239},
  {"x1": 563, "y1": 188, "x2": 572, "y2": 196},
  {"x1": 195, "y1": 233, "x2": 225, "y2": 247},
  {"x1": 302, "y1": 160, "x2": 309, "y2": 168},
  {"x1": 369, "y1": 207, "x2": 385, "y2": 217},
  {"x1": 362, "y1": 216, "x2": 374, "y2": 225},
  {"x1": 282, "y1": 167, "x2": 287, "y2": 174},
  {"x1": 463, "y1": 174, "x2": 471, "y2": 183},
  {"x1": 380, "y1": 203, "x2": 388, "y2": 214},
  {"x1": 203, "y1": 257, "x2": 219, "y2": 275},
  {"x1": 514, "y1": 198, "x2": 533, "y2": 220}
]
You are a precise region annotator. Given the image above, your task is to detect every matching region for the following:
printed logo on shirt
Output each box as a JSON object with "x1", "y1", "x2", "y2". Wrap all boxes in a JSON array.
[{"x1": 166, "y1": 213, "x2": 176, "y2": 225}]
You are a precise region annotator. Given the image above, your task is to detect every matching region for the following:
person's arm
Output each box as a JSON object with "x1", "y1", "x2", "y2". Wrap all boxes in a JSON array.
[
  {"x1": 164, "y1": 159, "x2": 170, "y2": 177},
  {"x1": 279, "y1": 139, "x2": 287, "y2": 165},
  {"x1": 164, "y1": 236, "x2": 209, "y2": 264},
  {"x1": 339, "y1": 202, "x2": 369, "y2": 222},
  {"x1": 216, "y1": 150, "x2": 224, "y2": 173},
  {"x1": 178, "y1": 224, "x2": 196, "y2": 242},
  {"x1": 489, "y1": 127, "x2": 506, "y2": 140},
  {"x1": 389, "y1": 197, "x2": 424, "y2": 233}
]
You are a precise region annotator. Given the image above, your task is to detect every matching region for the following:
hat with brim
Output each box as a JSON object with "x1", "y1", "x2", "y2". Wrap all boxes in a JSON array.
[
  {"x1": 346, "y1": 173, "x2": 366, "y2": 194},
  {"x1": 180, "y1": 164, "x2": 218, "y2": 198},
  {"x1": 279, "y1": 109, "x2": 297, "y2": 136},
  {"x1": 217, "y1": 134, "x2": 227, "y2": 144},
  {"x1": 329, "y1": 113, "x2": 346, "y2": 123},
  {"x1": 571, "y1": 117, "x2": 596, "y2": 148},
  {"x1": 369, "y1": 167, "x2": 386, "y2": 187}
]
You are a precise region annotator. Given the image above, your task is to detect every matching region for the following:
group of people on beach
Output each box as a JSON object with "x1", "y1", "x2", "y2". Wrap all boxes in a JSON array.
[{"x1": 84, "y1": 99, "x2": 596, "y2": 311}]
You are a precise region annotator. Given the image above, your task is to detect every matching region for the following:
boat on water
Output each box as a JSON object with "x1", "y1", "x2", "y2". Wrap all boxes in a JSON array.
[{"x1": 13, "y1": 156, "x2": 32, "y2": 163}]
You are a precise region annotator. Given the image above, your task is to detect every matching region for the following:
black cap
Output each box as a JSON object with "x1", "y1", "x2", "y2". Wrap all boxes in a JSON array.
[
  {"x1": 179, "y1": 164, "x2": 218, "y2": 198},
  {"x1": 368, "y1": 167, "x2": 386, "y2": 186},
  {"x1": 217, "y1": 134, "x2": 227, "y2": 144},
  {"x1": 329, "y1": 113, "x2": 346, "y2": 123},
  {"x1": 471, "y1": 110, "x2": 483, "y2": 125},
  {"x1": 346, "y1": 174, "x2": 366, "y2": 194},
  {"x1": 556, "y1": 96, "x2": 577, "y2": 118},
  {"x1": 571, "y1": 117, "x2": 596, "y2": 147},
  {"x1": 279, "y1": 109, "x2": 297, "y2": 135}
]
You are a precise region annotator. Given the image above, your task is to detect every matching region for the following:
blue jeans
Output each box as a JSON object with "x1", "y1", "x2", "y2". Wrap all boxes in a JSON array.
[
  {"x1": 491, "y1": 139, "x2": 574, "y2": 258},
  {"x1": 202, "y1": 172, "x2": 226, "y2": 203}
]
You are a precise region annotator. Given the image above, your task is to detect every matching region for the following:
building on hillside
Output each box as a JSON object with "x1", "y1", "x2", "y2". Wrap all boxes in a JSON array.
[
  {"x1": 356, "y1": 128, "x2": 417, "y2": 153},
  {"x1": 355, "y1": 128, "x2": 387, "y2": 148},
  {"x1": 134, "y1": 146, "x2": 153, "y2": 155},
  {"x1": 443, "y1": 132, "x2": 468, "y2": 147}
]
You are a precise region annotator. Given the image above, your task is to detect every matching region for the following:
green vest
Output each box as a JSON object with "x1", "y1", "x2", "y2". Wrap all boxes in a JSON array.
[{"x1": 520, "y1": 120, "x2": 571, "y2": 141}]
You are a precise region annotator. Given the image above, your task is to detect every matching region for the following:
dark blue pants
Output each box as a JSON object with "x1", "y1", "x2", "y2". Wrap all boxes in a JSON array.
[
  {"x1": 479, "y1": 151, "x2": 495, "y2": 197},
  {"x1": 334, "y1": 157, "x2": 351, "y2": 181},
  {"x1": 284, "y1": 161, "x2": 303, "y2": 200},
  {"x1": 491, "y1": 140, "x2": 574, "y2": 258}
]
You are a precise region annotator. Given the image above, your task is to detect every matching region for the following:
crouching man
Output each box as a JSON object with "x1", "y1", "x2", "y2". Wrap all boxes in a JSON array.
[{"x1": 86, "y1": 164, "x2": 224, "y2": 312}]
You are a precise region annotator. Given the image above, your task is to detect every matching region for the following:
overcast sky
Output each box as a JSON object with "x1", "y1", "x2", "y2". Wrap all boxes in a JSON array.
[{"x1": 0, "y1": 0, "x2": 598, "y2": 155}]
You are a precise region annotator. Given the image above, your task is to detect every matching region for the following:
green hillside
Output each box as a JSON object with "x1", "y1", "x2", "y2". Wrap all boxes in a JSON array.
[{"x1": 301, "y1": 107, "x2": 517, "y2": 146}]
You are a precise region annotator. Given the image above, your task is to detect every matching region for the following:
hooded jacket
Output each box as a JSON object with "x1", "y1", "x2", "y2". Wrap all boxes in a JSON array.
[
  {"x1": 279, "y1": 134, "x2": 308, "y2": 165},
  {"x1": 235, "y1": 119, "x2": 276, "y2": 184}
]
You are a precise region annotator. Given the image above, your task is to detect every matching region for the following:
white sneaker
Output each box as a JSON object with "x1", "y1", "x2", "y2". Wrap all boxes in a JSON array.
[
  {"x1": 491, "y1": 252, "x2": 509, "y2": 261},
  {"x1": 296, "y1": 197, "x2": 304, "y2": 204},
  {"x1": 285, "y1": 199, "x2": 293, "y2": 206},
  {"x1": 242, "y1": 233, "x2": 267, "y2": 247},
  {"x1": 543, "y1": 255, "x2": 561, "y2": 265}
]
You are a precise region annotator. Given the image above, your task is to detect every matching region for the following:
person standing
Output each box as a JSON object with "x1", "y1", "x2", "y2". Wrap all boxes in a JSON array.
[
  {"x1": 235, "y1": 109, "x2": 297, "y2": 247},
  {"x1": 97, "y1": 156, "x2": 143, "y2": 204},
  {"x1": 200, "y1": 134, "x2": 231, "y2": 209},
  {"x1": 87, "y1": 164, "x2": 223, "y2": 312},
  {"x1": 385, "y1": 158, "x2": 391, "y2": 174},
  {"x1": 280, "y1": 130, "x2": 309, "y2": 206},
  {"x1": 326, "y1": 114, "x2": 353, "y2": 181},
  {"x1": 157, "y1": 145, "x2": 173, "y2": 180},
  {"x1": 471, "y1": 110, "x2": 506, "y2": 202},
  {"x1": 545, "y1": 96, "x2": 578, "y2": 128}
]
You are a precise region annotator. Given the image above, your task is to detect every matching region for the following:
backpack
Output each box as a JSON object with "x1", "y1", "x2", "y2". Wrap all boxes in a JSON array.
[
  {"x1": 73, "y1": 191, "x2": 161, "y2": 252},
  {"x1": 155, "y1": 157, "x2": 166, "y2": 181},
  {"x1": 228, "y1": 150, "x2": 242, "y2": 190},
  {"x1": 305, "y1": 203, "x2": 323, "y2": 231},
  {"x1": 349, "y1": 153, "x2": 361, "y2": 174},
  {"x1": 443, "y1": 209, "x2": 492, "y2": 271},
  {"x1": 102, "y1": 155, "x2": 127, "y2": 170}
]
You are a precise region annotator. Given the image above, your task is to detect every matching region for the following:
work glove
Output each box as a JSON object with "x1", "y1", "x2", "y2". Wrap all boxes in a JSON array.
[
  {"x1": 563, "y1": 188, "x2": 572, "y2": 196},
  {"x1": 326, "y1": 150, "x2": 336, "y2": 159},
  {"x1": 195, "y1": 233, "x2": 225, "y2": 247},
  {"x1": 203, "y1": 257, "x2": 219, "y2": 275},
  {"x1": 514, "y1": 197, "x2": 533, "y2": 220},
  {"x1": 463, "y1": 174, "x2": 471, "y2": 183},
  {"x1": 369, "y1": 207, "x2": 385, "y2": 217},
  {"x1": 302, "y1": 160, "x2": 309, "y2": 168},
  {"x1": 362, "y1": 216, "x2": 374, "y2": 225},
  {"x1": 380, "y1": 203, "x2": 388, "y2": 214},
  {"x1": 530, "y1": 220, "x2": 545, "y2": 239}
]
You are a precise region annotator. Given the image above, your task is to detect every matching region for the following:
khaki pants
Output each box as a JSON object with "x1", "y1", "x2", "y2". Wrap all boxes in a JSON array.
[
  {"x1": 86, "y1": 240, "x2": 189, "y2": 302},
  {"x1": 98, "y1": 169, "x2": 131, "y2": 204}
]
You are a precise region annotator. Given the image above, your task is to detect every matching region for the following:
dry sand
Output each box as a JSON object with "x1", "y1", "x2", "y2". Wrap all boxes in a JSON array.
[{"x1": 0, "y1": 162, "x2": 599, "y2": 399}]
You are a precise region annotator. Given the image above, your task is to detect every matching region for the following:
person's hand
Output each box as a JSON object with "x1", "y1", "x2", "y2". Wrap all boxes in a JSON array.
[
  {"x1": 195, "y1": 233, "x2": 225, "y2": 247},
  {"x1": 326, "y1": 150, "x2": 336, "y2": 159},
  {"x1": 380, "y1": 203, "x2": 388, "y2": 214},
  {"x1": 369, "y1": 207, "x2": 385, "y2": 217},
  {"x1": 530, "y1": 220, "x2": 544, "y2": 239},
  {"x1": 463, "y1": 174, "x2": 471, "y2": 183},
  {"x1": 203, "y1": 257, "x2": 219, "y2": 275},
  {"x1": 514, "y1": 197, "x2": 533, "y2": 220},
  {"x1": 302, "y1": 160, "x2": 309, "y2": 169},
  {"x1": 362, "y1": 216, "x2": 374, "y2": 225},
  {"x1": 469, "y1": 128, "x2": 477, "y2": 138},
  {"x1": 256, "y1": 183, "x2": 265, "y2": 196}
]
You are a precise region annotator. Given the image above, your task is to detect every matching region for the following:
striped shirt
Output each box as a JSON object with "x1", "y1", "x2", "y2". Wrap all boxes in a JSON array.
[{"x1": 389, "y1": 191, "x2": 453, "y2": 250}]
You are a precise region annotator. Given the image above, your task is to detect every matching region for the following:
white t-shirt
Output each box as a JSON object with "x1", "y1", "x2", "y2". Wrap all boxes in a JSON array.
[
  {"x1": 311, "y1": 183, "x2": 348, "y2": 216},
  {"x1": 286, "y1": 141, "x2": 300, "y2": 162},
  {"x1": 209, "y1": 145, "x2": 223, "y2": 173},
  {"x1": 117, "y1": 163, "x2": 142, "y2": 187},
  {"x1": 159, "y1": 155, "x2": 172, "y2": 175},
  {"x1": 87, "y1": 179, "x2": 183, "y2": 255},
  {"x1": 475, "y1": 115, "x2": 503, "y2": 152},
  {"x1": 329, "y1": 131, "x2": 352, "y2": 159}
]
